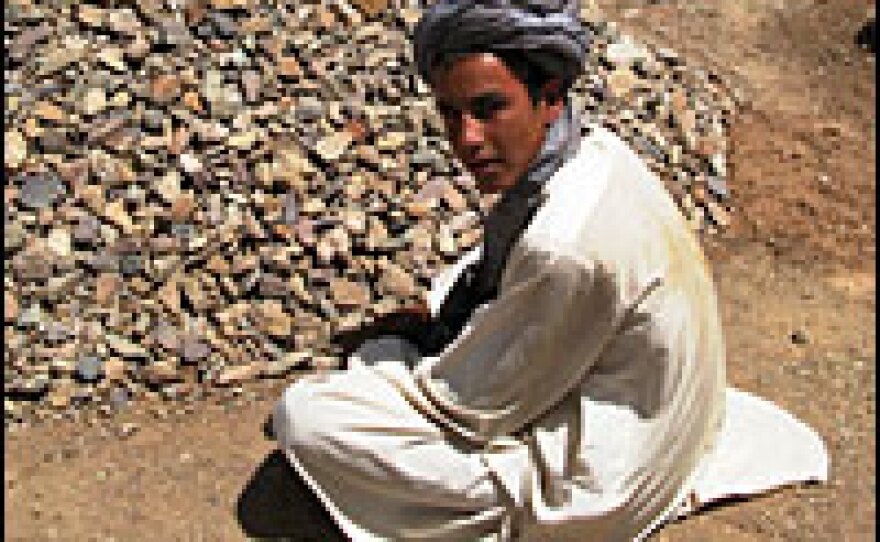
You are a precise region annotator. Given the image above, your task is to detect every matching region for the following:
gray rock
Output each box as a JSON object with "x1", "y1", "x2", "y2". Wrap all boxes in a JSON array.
[
  {"x1": 282, "y1": 192, "x2": 299, "y2": 225},
  {"x1": 5, "y1": 221, "x2": 26, "y2": 251},
  {"x1": 707, "y1": 175, "x2": 729, "y2": 199},
  {"x1": 181, "y1": 337, "x2": 211, "y2": 363},
  {"x1": 17, "y1": 172, "x2": 64, "y2": 209},
  {"x1": 171, "y1": 223, "x2": 197, "y2": 241},
  {"x1": 73, "y1": 214, "x2": 101, "y2": 243},
  {"x1": 154, "y1": 324, "x2": 181, "y2": 352},
  {"x1": 75, "y1": 354, "x2": 103, "y2": 383},
  {"x1": 110, "y1": 388, "x2": 130, "y2": 409},
  {"x1": 17, "y1": 304, "x2": 45, "y2": 327}
]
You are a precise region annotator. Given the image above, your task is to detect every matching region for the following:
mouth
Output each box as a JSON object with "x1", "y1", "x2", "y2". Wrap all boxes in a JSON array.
[{"x1": 465, "y1": 159, "x2": 501, "y2": 177}]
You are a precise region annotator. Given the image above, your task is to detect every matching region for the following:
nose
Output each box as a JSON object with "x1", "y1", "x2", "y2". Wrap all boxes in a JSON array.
[{"x1": 454, "y1": 113, "x2": 486, "y2": 154}]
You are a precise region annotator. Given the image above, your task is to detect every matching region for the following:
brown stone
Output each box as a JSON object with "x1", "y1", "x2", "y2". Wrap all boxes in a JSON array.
[
  {"x1": 406, "y1": 198, "x2": 435, "y2": 218},
  {"x1": 95, "y1": 274, "x2": 119, "y2": 307},
  {"x1": 254, "y1": 300, "x2": 292, "y2": 338},
  {"x1": 35, "y1": 101, "x2": 66, "y2": 123},
  {"x1": 216, "y1": 364, "x2": 259, "y2": 386},
  {"x1": 346, "y1": 119, "x2": 368, "y2": 144},
  {"x1": 380, "y1": 261, "x2": 419, "y2": 297},
  {"x1": 443, "y1": 183, "x2": 469, "y2": 212},
  {"x1": 145, "y1": 360, "x2": 181, "y2": 385},
  {"x1": 607, "y1": 68, "x2": 635, "y2": 99},
  {"x1": 241, "y1": 14, "x2": 272, "y2": 33},
  {"x1": 5, "y1": 291, "x2": 19, "y2": 323},
  {"x1": 22, "y1": 116, "x2": 42, "y2": 139},
  {"x1": 171, "y1": 192, "x2": 196, "y2": 222},
  {"x1": 277, "y1": 57, "x2": 302, "y2": 79},
  {"x1": 342, "y1": 209, "x2": 368, "y2": 236},
  {"x1": 242, "y1": 71, "x2": 262, "y2": 103},
  {"x1": 350, "y1": 0, "x2": 389, "y2": 17},
  {"x1": 670, "y1": 88, "x2": 689, "y2": 114},
  {"x1": 104, "y1": 199, "x2": 134, "y2": 233},
  {"x1": 457, "y1": 228, "x2": 482, "y2": 249},
  {"x1": 150, "y1": 75, "x2": 181, "y2": 103},
  {"x1": 316, "y1": 5, "x2": 338, "y2": 30},
  {"x1": 407, "y1": 224, "x2": 434, "y2": 253},
  {"x1": 230, "y1": 253, "x2": 259, "y2": 274},
  {"x1": 205, "y1": 253, "x2": 231, "y2": 275},
  {"x1": 185, "y1": 277, "x2": 213, "y2": 311},
  {"x1": 316, "y1": 238, "x2": 337, "y2": 264},
  {"x1": 167, "y1": 125, "x2": 190, "y2": 156},
  {"x1": 209, "y1": 0, "x2": 249, "y2": 8},
  {"x1": 48, "y1": 382, "x2": 74, "y2": 410},
  {"x1": 77, "y1": 5, "x2": 105, "y2": 26},
  {"x1": 182, "y1": 91, "x2": 204, "y2": 113},
  {"x1": 329, "y1": 278, "x2": 371, "y2": 308},
  {"x1": 128, "y1": 276, "x2": 152, "y2": 295},
  {"x1": 158, "y1": 275, "x2": 181, "y2": 315},
  {"x1": 697, "y1": 136, "x2": 724, "y2": 158},
  {"x1": 103, "y1": 357, "x2": 127, "y2": 382}
]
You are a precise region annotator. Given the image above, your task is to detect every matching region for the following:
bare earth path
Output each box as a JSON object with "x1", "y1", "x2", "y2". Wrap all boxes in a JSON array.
[{"x1": 6, "y1": 1, "x2": 875, "y2": 540}]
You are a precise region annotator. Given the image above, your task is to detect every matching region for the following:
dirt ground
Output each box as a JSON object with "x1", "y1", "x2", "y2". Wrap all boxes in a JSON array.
[{"x1": 5, "y1": 1, "x2": 876, "y2": 540}]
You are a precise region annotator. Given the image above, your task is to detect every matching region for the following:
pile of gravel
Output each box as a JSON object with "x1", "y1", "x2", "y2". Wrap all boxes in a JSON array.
[{"x1": 4, "y1": 0, "x2": 738, "y2": 424}]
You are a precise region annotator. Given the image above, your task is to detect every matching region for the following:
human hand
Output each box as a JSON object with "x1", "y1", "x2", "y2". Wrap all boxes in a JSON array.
[{"x1": 330, "y1": 301, "x2": 431, "y2": 357}]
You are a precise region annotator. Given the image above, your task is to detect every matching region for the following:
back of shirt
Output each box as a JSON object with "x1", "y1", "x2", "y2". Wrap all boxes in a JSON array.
[{"x1": 518, "y1": 126, "x2": 727, "y2": 538}]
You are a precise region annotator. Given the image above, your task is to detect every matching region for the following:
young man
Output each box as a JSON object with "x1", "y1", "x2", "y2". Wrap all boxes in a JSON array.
[{"x1": 271, "y1": 1, "x2": 828, "y2": 540}]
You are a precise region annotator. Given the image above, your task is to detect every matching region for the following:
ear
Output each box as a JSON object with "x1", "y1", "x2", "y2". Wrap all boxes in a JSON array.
[{"x1": 540, "y1": 79, "x2": 565, "y2": 125}]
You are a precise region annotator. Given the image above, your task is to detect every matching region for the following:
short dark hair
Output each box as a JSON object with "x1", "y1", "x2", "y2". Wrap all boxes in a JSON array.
[
  {"x1": 429, "y1": 49, "x2": 560, "y2": 107},
  {"x1": 492, "y1": 50, "x2": 555, "y2": 106}
]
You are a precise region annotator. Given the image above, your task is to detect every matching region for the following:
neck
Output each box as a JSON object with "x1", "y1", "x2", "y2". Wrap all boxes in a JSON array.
[{"x1": 498, "y1": 100, "x2": 581, "y2": 203}]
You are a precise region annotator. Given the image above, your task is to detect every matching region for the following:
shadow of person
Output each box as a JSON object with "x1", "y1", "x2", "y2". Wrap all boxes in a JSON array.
[{"x1": 236, "y1": 450, "x2": 348, "y2": 541}]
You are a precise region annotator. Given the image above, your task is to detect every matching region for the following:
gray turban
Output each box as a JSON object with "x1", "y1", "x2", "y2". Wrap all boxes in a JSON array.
[{"x1": 413, "y1": 0, "x2": 590, "y2": 90}]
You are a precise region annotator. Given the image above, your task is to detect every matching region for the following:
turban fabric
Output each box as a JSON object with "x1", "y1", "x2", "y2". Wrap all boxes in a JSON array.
[{"x1": 413, "y1": 0, "x2": 591, "y2": 89}]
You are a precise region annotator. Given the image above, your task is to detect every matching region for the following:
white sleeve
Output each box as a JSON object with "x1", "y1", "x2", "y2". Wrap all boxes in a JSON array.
[{"x1": 419, "y1": 249, "x2": 624, "y2": 439}]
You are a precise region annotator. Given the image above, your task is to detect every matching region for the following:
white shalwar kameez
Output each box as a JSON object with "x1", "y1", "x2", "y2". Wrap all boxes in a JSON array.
[{"x1": 273, "y1": 127, "x2": 829, "y2": 541}]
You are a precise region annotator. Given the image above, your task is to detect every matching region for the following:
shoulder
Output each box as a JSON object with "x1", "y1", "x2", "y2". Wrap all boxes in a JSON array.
[
  {"x1": 519, "y1": 128, "x2": 696, "y2": 294},
  {"x1": 521, "y1": 126, "x2": 651, "y2": 257}
]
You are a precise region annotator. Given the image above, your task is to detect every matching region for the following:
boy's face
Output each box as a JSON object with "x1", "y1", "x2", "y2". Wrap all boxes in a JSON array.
[{"x1": 429, "y1": 53, "x2": 563, "y2": 194}]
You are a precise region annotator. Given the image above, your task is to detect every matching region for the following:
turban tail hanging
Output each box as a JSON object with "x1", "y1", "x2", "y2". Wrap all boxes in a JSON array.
[{"x1": 413, "y1": 0, "x2": 591, "y2": 91}]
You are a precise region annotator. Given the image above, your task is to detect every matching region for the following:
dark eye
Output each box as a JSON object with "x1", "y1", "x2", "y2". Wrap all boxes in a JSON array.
[{"x1": 471, "y1": 96, "x2": 506, "y2": 121}]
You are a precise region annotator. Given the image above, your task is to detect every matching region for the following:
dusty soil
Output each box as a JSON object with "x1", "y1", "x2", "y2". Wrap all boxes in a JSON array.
[{"x1": 6, "y1": 1, "x2": 875, "y2": 540}]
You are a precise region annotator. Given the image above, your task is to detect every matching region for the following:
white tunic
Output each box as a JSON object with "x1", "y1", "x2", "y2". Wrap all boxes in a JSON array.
[{"x1": 273, "y1": 127, "x2": 828, "y2": 541}]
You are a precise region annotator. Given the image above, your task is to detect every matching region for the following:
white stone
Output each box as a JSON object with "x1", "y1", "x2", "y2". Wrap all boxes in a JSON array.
[
  {"x1": 315, "y1": 132, "x2": 353, "y2": 162},
  {"x1": 5, "y1": 130, "x2": 27, "y2": 169},
  {"x1": 606, "y1": 37, "x2": 649, "y2": 66},
  {"x1": 83, "y1": 88, "x2": 107, "y2": 115},
  {"x1": 46, "y1": 228, "x2": 71, "y2": 258},
  {"x1": 179, "y1": 153, "x2": 203, "y2": 174}
]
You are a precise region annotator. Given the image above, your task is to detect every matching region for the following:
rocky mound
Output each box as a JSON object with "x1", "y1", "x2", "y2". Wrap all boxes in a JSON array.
[{"x1": 4, "y1": 0, "x2": 737, "y2": 424}]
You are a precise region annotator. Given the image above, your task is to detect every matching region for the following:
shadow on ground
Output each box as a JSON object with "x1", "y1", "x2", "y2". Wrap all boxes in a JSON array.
[{"x1": 236, "y1": 450, "x2": 348, "y2": 541}]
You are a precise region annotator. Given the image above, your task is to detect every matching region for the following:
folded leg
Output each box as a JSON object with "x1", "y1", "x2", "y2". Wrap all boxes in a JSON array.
[{"x1": 273, "y1": 362, "x2": 508, "y2": 541}]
